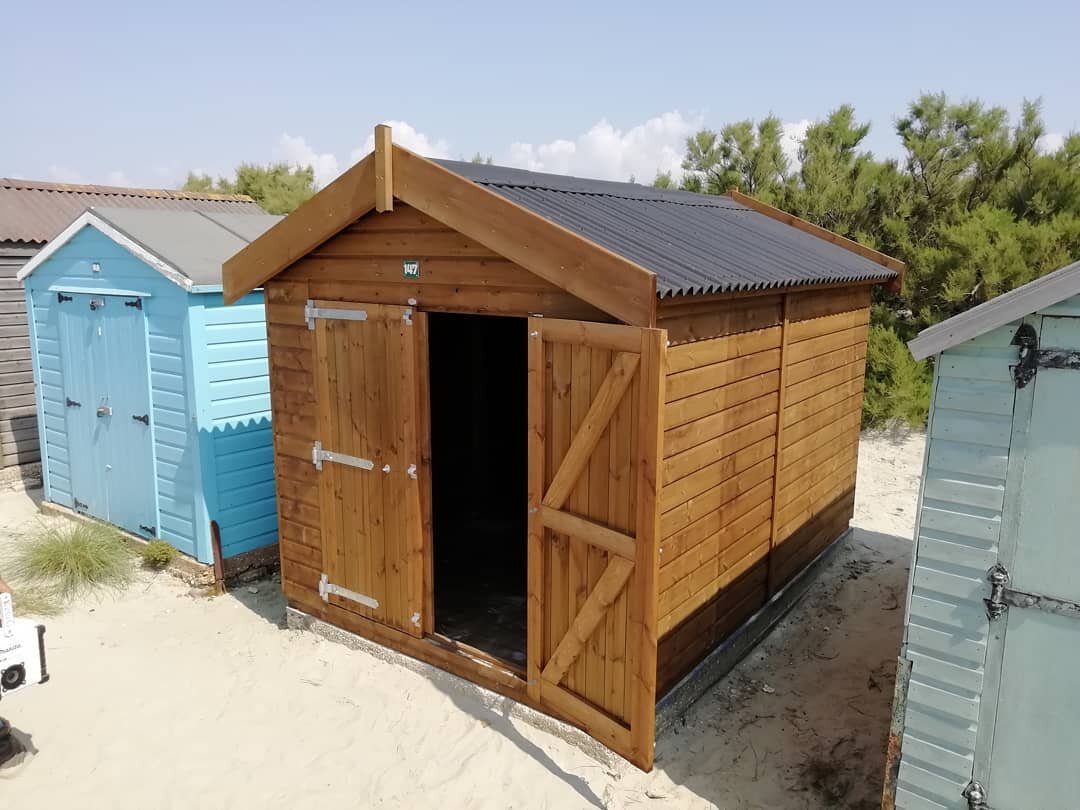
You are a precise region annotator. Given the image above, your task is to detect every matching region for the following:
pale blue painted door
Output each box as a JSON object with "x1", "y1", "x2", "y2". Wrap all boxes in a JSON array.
[
  {"x1": 980, "y1": 315, "x2": 1080, "y2": 809},
  {"x1": 57, "y1": 293, "x2": 156, "y2": 537}
]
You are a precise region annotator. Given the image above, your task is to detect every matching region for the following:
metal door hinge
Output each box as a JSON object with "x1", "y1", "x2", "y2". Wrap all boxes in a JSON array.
[
  {"x1": 65, "y1": 397, "x2": 81, "y2": 408},
  {"x1": 57, "y1": 292, "x2": 73, "y2": 303},
  {"x1": 124, "y1": 297, "x2": 142, "y2": 310},
  {"x1": 962, "y1": 780, "x2": 990, "y2": 810},
  {"x1": 318, "y1": 573, "x2": 379, "y2": 609},
  {"x1": 138, "y1": 524, "x2": 156, "y2": 537},
  {"x1": 984, "y1": 563, "x2": 1080, "y2": 621},
  {"x1": 1011, "y1": 321, "x2": 1080, "y2": 388},
  {"x1": 312, "y1": 440, "x2": 374, "y2": 472},
  {"x1": 73, "y1": 498, "x2": 88, "y2": 512},
  {"x1": 304, "y1": 300, "x2": 368, "y2": 330},
  {"x1": 132, "y1": 413, "x2": 149, "y2": 425}
]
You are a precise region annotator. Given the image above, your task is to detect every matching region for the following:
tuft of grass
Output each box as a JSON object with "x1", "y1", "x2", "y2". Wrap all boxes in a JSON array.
[
  {"x1": 5, "y1": 520, "x2": 134, "y2": 600},
  {"x1": 140, "y1": 539, "x2": 177, "y2": 570}
]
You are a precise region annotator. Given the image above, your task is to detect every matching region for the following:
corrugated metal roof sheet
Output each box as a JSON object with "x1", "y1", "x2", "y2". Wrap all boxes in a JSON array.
[
  {"x1": 91, "y1": 208, "x2": 282, "y2": 287},
  {"x1": 435, "y1": 160, "x2": 897, "y2": 298},
  {"x1": 0, "y1": 178, "x2": 262, "y2": 244}
]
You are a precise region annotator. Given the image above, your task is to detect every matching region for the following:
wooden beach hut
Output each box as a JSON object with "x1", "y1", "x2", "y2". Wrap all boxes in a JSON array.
[
  {"x1": 20, "y1": 207, "x2": 282, "y2": 567},
  {"x1": 885, "y1": 259, "x2": 1080, "y2": 810},
  {"x1": 223, "y1": 126, "x2": 902, "y2": 768}
]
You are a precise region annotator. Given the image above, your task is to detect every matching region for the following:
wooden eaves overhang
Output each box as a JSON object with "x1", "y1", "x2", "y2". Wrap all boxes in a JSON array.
[{"x1": 223, "y1": 125, "x2": 659, "y2": 326}]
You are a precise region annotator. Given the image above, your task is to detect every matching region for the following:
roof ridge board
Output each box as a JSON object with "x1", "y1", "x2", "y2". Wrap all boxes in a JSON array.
[{"x1": 194, "y1": 210, "x2": 257, "y2": 244}]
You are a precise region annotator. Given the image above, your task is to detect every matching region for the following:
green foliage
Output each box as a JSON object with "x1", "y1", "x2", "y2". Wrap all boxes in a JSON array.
[
  {"x1": 140, "y1": 539, "x2": 177, "y2": 570},
  {"x1": 4, "y1": 521, "x2": 133, "y2": 601},
  {"x1": 681, "y1": 116, "x2": 790, "y2": 204},
  {"x1": 674, "y1": 93, "x2": 1080, "y2": 426},
  {"x1": 469, "y1": 152, "x2": 494, "y2": 165},
  {"x1": 652, "y1": 171, "x2": 676, "y2": 189},
  {"x1": 8, "y1": 582, "x2": 63, "y2": 617},
  {"x1": 182, "y1": 162, "x2": 317, "y2": 214}
]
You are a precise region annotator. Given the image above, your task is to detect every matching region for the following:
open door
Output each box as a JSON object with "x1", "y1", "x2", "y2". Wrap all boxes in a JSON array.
[
  {"x1": 527, "y1": 317, "x2": 665, "y2": 770},
  {"x1": 310, "y1": 301, "x2": 424, "y2": 637}
]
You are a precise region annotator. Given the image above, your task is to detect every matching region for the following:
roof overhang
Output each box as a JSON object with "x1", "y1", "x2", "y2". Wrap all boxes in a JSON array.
[
  {"x1": 16, "y1": 210, "x2": 194, "y2": 291},
  {"x1": 909, "y1": 258, "x2": 1080, "y2": 360},
  {"x1": 222, "y1": 126, "x2": 659, "y2": 326}
]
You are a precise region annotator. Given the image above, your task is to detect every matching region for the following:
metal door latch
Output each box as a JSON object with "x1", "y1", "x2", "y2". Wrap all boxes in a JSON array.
[
  {"x1": 138, "y1": 525, "x2": 156, "y2": 537},
  {"x1": 89, "y1": 298, "x2": 105, "y2": 310},
  {"x1": 73, "y1": 498, "x2": 88, "y2": 512},
  {"x1": 65, "y1": 397, "x2": 81, "y2": 408},
  {"x1": 963, "y1": 780, "x2": 990, "y2": 809},
  {"x1": 96, "y1": 405, "x2": 112, "y2": 417},
  {"x1": 124, "y1": 298, "x2": 143, "y2": 310},
  {"x1": 984, "y1": 563, "x2": 1080, "y2": 621},
  {"x1": 132, "y1": 414, "x2": 149, "y2": 425}
]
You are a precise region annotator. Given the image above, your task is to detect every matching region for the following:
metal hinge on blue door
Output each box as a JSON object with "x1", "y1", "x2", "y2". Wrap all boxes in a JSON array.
[
  {"x1": 1011, "y1": 323, "x2": 1080, "y2": 387},
  {"x1": 983, "y1": 563, "x2": 1080, "y2": 621}
]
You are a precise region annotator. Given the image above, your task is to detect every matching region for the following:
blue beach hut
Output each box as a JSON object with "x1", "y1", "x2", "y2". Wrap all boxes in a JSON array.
[{"x1": 19, "y1": 207, "x2": 281, "y2": 566}]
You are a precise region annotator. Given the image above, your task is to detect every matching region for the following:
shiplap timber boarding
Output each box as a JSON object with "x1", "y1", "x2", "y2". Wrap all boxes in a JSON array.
[
  {"x1": 883, "y1": 259, "x2": 1080, "y2": 810},
  {"x1": 19, "y1": 207, "x2": 282, "y2": 567},
  {"x1": 222, "y1": 125, "x2": 900, "y2": 770}
]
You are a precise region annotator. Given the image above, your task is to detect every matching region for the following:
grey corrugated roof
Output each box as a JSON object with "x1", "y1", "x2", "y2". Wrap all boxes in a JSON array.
[
  {"x1": 435, "y1": 160, "x2": 897, "y2": 298},
  {"x1": 0, "y1": 178, "x2": 262, "y2": 244},
  {"x1": 91, "y1": 208, "x2": 282, "y2": 287},
  {"x1": 909, "y1": 259, "x2": 1080, "y2": 360}
]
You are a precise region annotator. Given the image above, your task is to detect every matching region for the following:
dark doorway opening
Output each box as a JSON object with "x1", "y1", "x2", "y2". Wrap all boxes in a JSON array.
[{"x1": 428, "y1": 312, "x2": 527, "y2": 665}]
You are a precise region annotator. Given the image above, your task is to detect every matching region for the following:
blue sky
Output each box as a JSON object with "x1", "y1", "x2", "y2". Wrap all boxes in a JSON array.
[{"x1": 4, "y1": 0, "x2": 1078, "y2": 189}]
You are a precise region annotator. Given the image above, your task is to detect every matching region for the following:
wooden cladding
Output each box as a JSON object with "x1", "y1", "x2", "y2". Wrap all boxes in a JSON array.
[{"x1": 655, "y1": 286, "x2": 869, "y2": 693}]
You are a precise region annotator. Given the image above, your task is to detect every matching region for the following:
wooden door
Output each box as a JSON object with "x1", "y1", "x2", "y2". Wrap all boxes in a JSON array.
[
  {"x1": 311, "y1": 301, "x2": 424, "y2": 637},
  {"x1": 527, "y1": 317, "x2": 665, "y2": 770}
]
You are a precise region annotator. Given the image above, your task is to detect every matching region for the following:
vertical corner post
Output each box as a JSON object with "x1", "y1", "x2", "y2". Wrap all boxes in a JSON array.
[{"x1": 374, "y1": 124, "x2": 394, "y2": 213}]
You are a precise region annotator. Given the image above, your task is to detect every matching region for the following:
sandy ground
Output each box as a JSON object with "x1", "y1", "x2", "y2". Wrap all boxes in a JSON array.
[{"x1": 0, "y1": 430, "x2": 925, "y2": 809}]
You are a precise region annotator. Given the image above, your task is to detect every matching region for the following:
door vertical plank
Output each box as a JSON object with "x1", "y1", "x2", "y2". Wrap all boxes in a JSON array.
[
  {"x1": 397, "y1": 310, "x2": 424, "y2": 636},
  {"x1": 343, "y1": 321, "x2": 368, "y2": 613},
  {"x1": 567, "y1": 342, "x2": 592, "y2": 693},
  {"x1": 586, "y1": 346, "x2": 611, "y2": 709},
  {"x1": 606, "y1": 361, "x2": 634, "y2": 720},
  {"x1": 414, "y1": 312, "x2": 435, "y2": 636},
  {"x1": 314, "y1": 321, "x2": 345, "y2": 598},
  {"x1": 526, "y1": 318, "x2": 546, "y2": 702},
  {"x1": 629, "y1": 327, "x2": 665, "y2": 769},
  {"x1": 362, "y1": 315, "x2": 388, "y2": 621},
  {"x1": 548, "y1": 342, "x2": 572, "y2": 668}
]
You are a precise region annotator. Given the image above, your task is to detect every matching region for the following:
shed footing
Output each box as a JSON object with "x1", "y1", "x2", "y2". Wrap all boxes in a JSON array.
[
  {"x1": 655, "y1": 528, "x2": 849, "y2": 737},
  {"x1": 285, "y1": 606, "x2": 630, "y2": 773}
]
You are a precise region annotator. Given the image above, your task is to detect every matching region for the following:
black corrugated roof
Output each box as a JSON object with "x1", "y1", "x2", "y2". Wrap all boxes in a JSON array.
[{"x1": 435, "y1": 160, "x2": 897, "y2": 298}]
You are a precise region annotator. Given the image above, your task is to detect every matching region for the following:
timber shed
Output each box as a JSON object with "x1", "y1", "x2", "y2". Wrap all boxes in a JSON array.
[
  {"x1": 886, "y1": 260, "x2": 1080, "y2": 810},
  {"x1": 223, "y1": 126, "x2": 902, "y2": 769},
  {"x1": 0, "y1": 178, "x2": 261, "y2": 480},
  {"x1": 20, "y1": 207, "x2": 281, "y2": 566}
]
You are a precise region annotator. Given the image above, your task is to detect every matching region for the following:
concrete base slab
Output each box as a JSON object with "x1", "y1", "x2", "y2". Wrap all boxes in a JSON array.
[
  {"x1": 654, "y1": 529, "x2": 849, "y2": 737},
  {"x1": 286, "y1": 606, "x2": 630, "y2": 774}
]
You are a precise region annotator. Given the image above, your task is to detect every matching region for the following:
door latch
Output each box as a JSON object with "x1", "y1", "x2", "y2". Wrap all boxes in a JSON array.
[
  {"x1": 138, "y1": 525, "x2": 156, "y2": 537},
  {"x1": 65, "y1": 397, "x2": 81, "y2": 408},
  {"x1": 124, "y1": 298, "x2": 143, "y2": 310},
  {"x1": 73, "y1": 498, "x2": 88, "y2": 512},
  {"x1": 96, "y1": 405, "x2": 112, "y2": 418},
  {"x1": 90, "y1": 298, "x2": 105, "y2": 310},
  {"x1": 963, "y1": 780, "x2": 990, "y2": 809},
  {"x1": 985, "y1": 564, "x2": 1010, "y2": 620},
  {"x1": 57, "y1": 292, "x2": 73, "y2": 303},
  {"x1": 132, "y1": 414, "x2": 149, "y2": 425}
]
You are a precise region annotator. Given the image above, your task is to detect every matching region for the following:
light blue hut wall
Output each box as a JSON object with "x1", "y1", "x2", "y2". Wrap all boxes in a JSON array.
[
  {"x1": 895, "y1": 322, "x2": 1020, "y2": 809},
  {"x1": 22, "y1": 226, "x2": 203, "y2": 558},
  {"x1": 190, "y1": 292, "x2": 277, "y2": 559}
]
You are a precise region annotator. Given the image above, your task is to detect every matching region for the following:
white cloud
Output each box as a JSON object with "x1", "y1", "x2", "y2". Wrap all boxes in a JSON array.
[
  {"x1": 274, "y1": 133, "x2": 340, "y2": 188},
  {"x1": 781, "y1": 119, "x2": 812, "y2": 169},
  {"x1": 47, "y1": 165, "x2": 84, "y2": 184},
  {"x1": 504, "y1": 111, "x2": 703, "y2": 183},
  {"x1": 353, "y1": 120, "x2": 452, "y2": 164},
  {"x1": 105, "y1": 170, "x2": 132, "y2": 187},
  {"x1": 1040, "y1": 131, "x2": 1066, "y2": 154}
]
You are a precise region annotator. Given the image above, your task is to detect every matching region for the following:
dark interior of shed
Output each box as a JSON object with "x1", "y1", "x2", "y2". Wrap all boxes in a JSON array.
[{"x1": 428, "y1": 312, "x2": 527, "y2": 665}]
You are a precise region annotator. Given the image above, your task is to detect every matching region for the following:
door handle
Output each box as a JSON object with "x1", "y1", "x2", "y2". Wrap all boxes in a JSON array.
[
  {"x1": 132, "y1": 414, "x2": 149, "y2": 425},
  {"x1": 96, "y1": 405, "x2": 112, "y2": 418}
]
